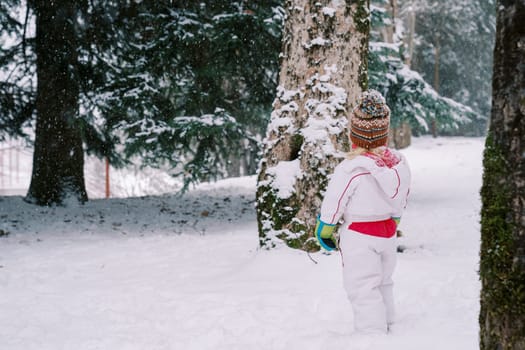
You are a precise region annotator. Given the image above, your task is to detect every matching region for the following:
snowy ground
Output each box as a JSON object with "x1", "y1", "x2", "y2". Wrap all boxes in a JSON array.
[{"x1": 0, "y1": 136, "x2": 485, "y2": 350}]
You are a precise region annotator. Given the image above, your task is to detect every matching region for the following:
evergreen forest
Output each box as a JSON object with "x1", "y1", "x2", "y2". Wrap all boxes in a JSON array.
[{"x1": 0, "y1": 0, "x2": 495, "y2": 197}]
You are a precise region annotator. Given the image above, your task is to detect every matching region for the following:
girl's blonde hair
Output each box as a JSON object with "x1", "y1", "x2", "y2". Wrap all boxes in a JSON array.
[{"x1": 347, "y1": 145, "x2": 386, "y2": 160}]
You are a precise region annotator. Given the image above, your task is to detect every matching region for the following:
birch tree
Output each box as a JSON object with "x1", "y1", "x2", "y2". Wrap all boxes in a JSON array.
[
  {"x1": 256, "y1": 0, "x2": 370, "y2": 250},
  {"x1": 479, "y1": 0, "x2": 525, "y2": 348}
]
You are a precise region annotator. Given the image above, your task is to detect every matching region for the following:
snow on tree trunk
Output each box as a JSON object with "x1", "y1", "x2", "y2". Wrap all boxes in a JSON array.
[
  {"x1": 26, "y1": 1, "x2": 88, "y2": 206},
  {"x1": 479, "y1": 1, "x2": 525, "y2": 348},
  {"x1": 256, "y1": 0, "x2": 370, "y2": 250}
]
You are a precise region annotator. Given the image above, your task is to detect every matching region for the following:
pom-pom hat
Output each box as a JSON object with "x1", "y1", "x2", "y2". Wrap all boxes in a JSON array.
[{"x1": 350, "y1": 89, "x2": 390, "y2": 149}]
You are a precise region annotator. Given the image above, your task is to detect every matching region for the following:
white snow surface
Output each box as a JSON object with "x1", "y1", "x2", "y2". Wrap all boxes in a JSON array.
[{"x1": 0, "y1": 136, "x2": 484, "y2": 350}]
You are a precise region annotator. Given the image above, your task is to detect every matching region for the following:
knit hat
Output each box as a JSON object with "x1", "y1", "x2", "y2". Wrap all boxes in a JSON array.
[{"x1": 350, "y1": 90, "x2": 390, "y2": 149}]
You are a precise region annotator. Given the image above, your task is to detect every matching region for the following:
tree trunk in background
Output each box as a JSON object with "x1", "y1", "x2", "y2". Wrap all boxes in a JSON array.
[
  {"x1": 479, "y1": 1, "x2": 525, "y2": 348},
  {"x1": 228, "y1": 151, "x2": 241, "y2": 178},
  {"x1": 431, "y1": 33, "x2": 440, "y2": 138},
  {"x1": 382, "y1": 0, "x2": 411, "y2": 149},
  {"x1": 26, "y1": 1, "x2": 88, "y2": 205},
  {"x1": 380, "y1": 0, "x2": 396, "y2": 43},
  {"x1": 403, "y1": 2, "x2": 415, "y2": 68},
  {"x1": 388, "y1": 123, "x2": 411, "y2": 149},
  {"x1": 256, "y1": 0, "x2": 370, "y2": 250}
]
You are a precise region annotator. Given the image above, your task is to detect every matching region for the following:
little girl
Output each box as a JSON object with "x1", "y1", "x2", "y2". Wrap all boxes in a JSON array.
[{"x1": 315, "y1": 90, "x2": 411, "y2": 334}]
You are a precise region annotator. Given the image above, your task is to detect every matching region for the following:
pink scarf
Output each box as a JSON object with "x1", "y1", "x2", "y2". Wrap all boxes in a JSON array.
[{"x1": 363, "y1": 148, "x2": 400, "y2": 168}]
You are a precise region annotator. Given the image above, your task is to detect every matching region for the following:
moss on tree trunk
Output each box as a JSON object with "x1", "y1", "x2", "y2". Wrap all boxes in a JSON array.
[
  {"x1": 479, "y1": 1, "x2": 525, "y2": 348},
  {"x1": 480, "y1": 136, "x2": 525, "y2": 349}
]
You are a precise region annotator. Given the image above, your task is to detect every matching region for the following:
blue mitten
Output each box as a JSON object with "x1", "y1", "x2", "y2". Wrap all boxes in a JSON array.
[{"x1": 315, "y1": 217, "x2": 337, "y2": 251}]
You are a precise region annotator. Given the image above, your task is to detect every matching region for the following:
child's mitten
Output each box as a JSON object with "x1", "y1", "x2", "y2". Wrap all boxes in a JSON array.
[
  {"x1": 392, "y1": 216, "x2": 401, "y2": 226},
  {"x1": 315, "y1": 217, "x2": 337, "y2": 251}
]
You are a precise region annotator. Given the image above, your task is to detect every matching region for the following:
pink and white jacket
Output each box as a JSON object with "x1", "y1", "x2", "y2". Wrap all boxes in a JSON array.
[{"x1": 319, "y1": 148, "x2": 411, "y2": 238}]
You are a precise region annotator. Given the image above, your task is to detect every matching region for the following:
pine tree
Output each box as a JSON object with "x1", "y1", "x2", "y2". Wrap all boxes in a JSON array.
[
  {"x1": 256, "y1": 0, "x2": 370, "y2": 250},
  {"x1": 1, "y1": 0, "x2": 129, "y2": 204},
  {"x1": 2, "y1": 1, "x2": 282, "y2": 195},
  {"x1": 25, "y1": 0, "x2": 88, "y2": 205},
  {"x1": 410, "y1": 0, "x2": 495, "y2": 134},
  {"x1": 479, "y1": 1, "x2": 525, "y2": 348},
  {"x1": 95, "y1": 1, "x2": 283, "y2": 189},
  {"x1": 368, "y1": 0, "x2": 480, "y2": 140},
  {"x1": 0, "y1": 0, "x2": 35, "y2": 140}
]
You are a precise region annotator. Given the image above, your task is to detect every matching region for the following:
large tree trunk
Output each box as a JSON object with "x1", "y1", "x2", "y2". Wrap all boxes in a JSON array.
[
  {"x1": 256, "y1": 0, "x2": 370, "y2": 250},
  {"x1": 479, "y1": 1, "x2": 525, "y2": 348},
  {"x1": 26, "y1": 1, "x2": 88, "y2": 205}
]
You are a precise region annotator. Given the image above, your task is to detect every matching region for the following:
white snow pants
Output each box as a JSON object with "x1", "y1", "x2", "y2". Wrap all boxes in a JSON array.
[{"x1": 339, "y1": 228, "x2": 397, "y2": 334}]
